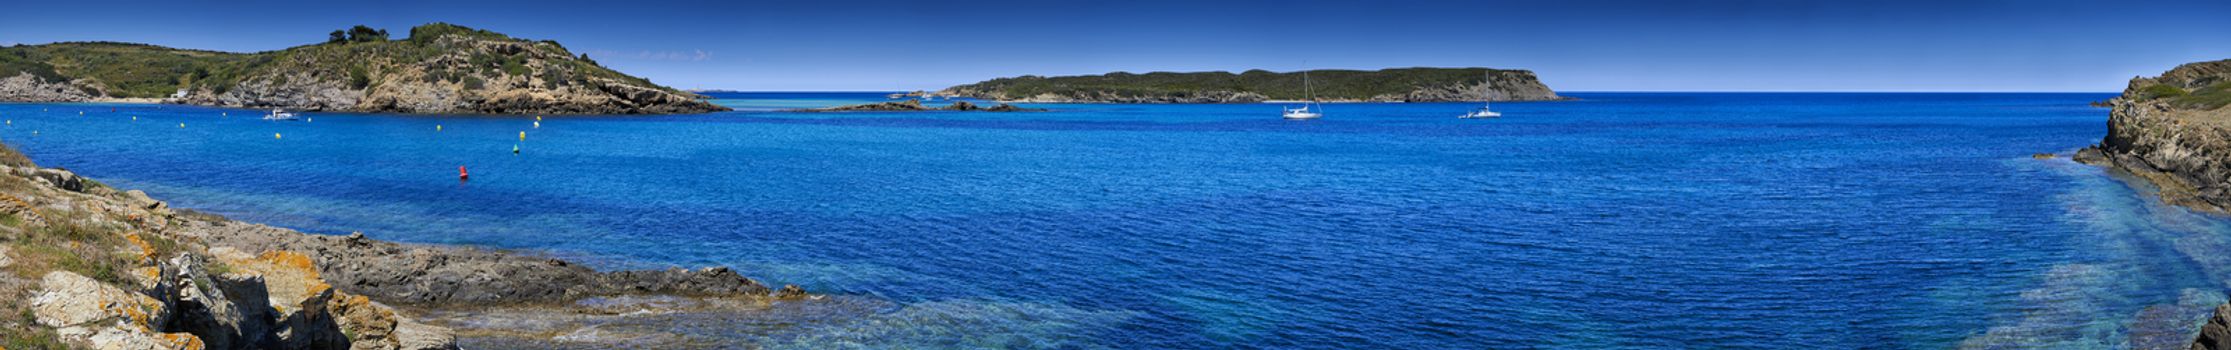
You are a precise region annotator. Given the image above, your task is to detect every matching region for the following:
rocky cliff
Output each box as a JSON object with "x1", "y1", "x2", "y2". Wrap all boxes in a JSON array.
[
  {"x1": 2065, "y1": 59, "x2": 2231, "y2": 349},
  {"x1": 2076, "y1": 59, "x2": 2231, "y2": 213},
  {"x1": 0, "y1": 23, "x2": 727, "y2": 115},
  {"x1": 0, "y1": 73, "x2": 94, "y2": 102},
  {"x1": 0, "y1": 143, "x2": 803, "y2": 349},
  {"x1": 938, "y1": 67, "x2": 1565, "y2": 103}
]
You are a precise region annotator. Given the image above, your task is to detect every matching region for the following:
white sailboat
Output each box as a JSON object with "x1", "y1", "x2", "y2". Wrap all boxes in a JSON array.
[
  {"x1": 1282, "y1": 69, "x2": 1322, "y2": 120},
  {"x1": 1460, "y1": 71, "x2": 1501, "y2": 119},
  {"x1": 262, "y1": 108, "x2": 300, "y2": 121}
]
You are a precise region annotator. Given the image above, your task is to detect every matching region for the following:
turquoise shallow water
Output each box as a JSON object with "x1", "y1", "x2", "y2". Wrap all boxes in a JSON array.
[{"x1": 0, "y1": 92, "x2": 2224, "y2": 349}]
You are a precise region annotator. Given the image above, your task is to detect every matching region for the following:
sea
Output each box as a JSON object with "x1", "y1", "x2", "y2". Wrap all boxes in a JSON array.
[{"x1": 1, "y1": 92, "x2": 2220, "y2": 349}]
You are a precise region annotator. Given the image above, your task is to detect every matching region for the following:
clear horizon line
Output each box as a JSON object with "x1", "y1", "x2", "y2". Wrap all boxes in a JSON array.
[{"x1": 692, "y1": 89, "x2": 2121, "y2": 94}]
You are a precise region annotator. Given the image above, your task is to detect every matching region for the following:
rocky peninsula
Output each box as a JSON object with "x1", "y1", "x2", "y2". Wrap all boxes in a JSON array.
[
  {"x1": 2064, "y1": 58, "x2": 2231, "y2": 349},
  {"x1": 2075, "y1": 59, "x2": 2231, "y2": 213},
  {"x1": 0, "y1": 144, "x2": 805, "y2": 349},
  {"x1": 0, "y1": 23, "x2": 727, "y2": 115},
  {"x1": 937, "y1": 67, "x2": 1566, "y2": 103}
]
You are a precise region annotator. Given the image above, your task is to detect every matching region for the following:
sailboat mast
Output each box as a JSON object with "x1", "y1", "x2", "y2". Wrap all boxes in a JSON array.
[{"x1": 1304, "y1": 69, "x2": 1315, "y2": 108}]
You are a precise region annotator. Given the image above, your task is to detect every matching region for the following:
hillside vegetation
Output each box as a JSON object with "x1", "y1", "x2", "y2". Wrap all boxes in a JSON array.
[{"x1": 0, "y1": 23, "x2": 723, "y2": 114}]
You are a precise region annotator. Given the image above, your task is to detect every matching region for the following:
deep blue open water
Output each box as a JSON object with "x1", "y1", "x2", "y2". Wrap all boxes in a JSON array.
[{"x1": 3, "y1": 92, "x2": 2226, "y2": 349}]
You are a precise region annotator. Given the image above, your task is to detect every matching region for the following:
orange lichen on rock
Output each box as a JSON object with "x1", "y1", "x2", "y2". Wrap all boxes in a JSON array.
[
  {"x1": 257, "y1": 251, "x2": 321, "y2": 279},
  {"x1": 160, "y1": 332, "x2": 207, "y2": 350},
  {"x1": 124, "y1": 233, "x2": 158, "y2": 262}
]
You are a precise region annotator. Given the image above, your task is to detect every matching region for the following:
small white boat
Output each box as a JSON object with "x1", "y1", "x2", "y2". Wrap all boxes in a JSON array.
[
  {"x1": 262, "y1": 108, "x2": 299, "y2": 121},
  {"x1": 1283, "y1": 69, "x2": 1323, "y2": 120},
  {"x1": 1460, "y1": 104, "x2": 1500, "y2": 119},
  {"x1": 1459, "y1": 71, "x2": 1502, "y2": 119}
]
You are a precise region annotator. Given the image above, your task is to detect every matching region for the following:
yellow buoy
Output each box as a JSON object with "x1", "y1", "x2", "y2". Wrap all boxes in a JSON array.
[
  {"x1": 536, "y1": 116, "x2": 543, "y2": 121},
  {"x1": 519, "y1": 131, "x2": 526, "y2": 141},
  {"x1": 533, "y1": 121, "x2": 540, "y2": 128},
  {"x1": 179, "y1": 123, "x2": 186, "y2": 128},
  {"x1": 436, "y1": 124, "x2": 443, "y2": 132},
  {"x1": 275, "y1": 133, "x2": 282, "y2": 139}
]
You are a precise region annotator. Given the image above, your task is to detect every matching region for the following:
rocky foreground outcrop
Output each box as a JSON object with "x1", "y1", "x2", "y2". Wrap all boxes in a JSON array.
[
  {"x1": 938, "y1": 67, "x2": 1567, "y2": 103},
  {"x1": 0, "y1": 143, "x2": 805, "y2": 349}
]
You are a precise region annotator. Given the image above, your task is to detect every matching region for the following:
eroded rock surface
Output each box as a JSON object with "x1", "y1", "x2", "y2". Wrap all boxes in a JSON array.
[
  {"x1": 2079, "y1": 59, "x2": 2231, "y2": 213},
  {"x1": 0, "y1": 73, "x2": 94, "y2": 102}
]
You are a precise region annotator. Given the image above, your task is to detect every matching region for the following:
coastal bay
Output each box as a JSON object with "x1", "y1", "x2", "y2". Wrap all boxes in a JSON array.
[{"x1": 4, "y1": 91, "x2": 2205, "y2": 348}]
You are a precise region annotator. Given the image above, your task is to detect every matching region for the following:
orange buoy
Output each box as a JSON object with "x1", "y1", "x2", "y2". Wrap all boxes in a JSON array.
[{"x1": 459, "y1": 166, "x2": 469, "y2": 179}]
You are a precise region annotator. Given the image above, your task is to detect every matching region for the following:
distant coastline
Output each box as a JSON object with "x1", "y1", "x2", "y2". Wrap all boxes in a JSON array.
[{"x1": 938, "y1": 67, "x2": 1567, "y2": 104}]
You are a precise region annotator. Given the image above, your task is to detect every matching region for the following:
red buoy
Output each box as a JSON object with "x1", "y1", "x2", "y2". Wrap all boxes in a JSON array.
[{"x1": 459, "y1": 166, "x2": 469, "y2": 180}]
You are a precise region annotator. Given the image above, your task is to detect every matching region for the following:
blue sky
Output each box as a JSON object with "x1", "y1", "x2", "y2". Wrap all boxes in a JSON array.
[{"x1": 3, "y1": 0, "x2": 2227, "y2": 92}]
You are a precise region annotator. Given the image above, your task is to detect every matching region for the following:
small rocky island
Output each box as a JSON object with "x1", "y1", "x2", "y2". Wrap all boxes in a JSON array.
[
  {"x1": 0, "y1": 23, "x2": 726, "y2": 115},
  {"x1": 800, "y1": 100, "x2": 1044, "y2": 112},
  {"x1": 937, "y1": 67, "x2": 1566, "y2": 103}
]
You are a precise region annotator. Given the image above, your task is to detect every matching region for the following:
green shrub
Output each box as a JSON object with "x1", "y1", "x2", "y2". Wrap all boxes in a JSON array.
[
  {"x1": 1, "y1": 325, "x2": 67, "y2": 350},
  {"x1": 348, "y1": 65, "x2": 370, "y2": 89},
  {"x1": 2140, "y1": 84, "x2": 2189, "y2": 100},
  {"x1": 2169, "y1": 82, "x2": 2231, "y2": 110}
]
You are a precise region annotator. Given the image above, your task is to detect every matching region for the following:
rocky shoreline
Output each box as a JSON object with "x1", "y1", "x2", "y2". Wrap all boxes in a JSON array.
[
  {"x1": 2074, "y1": 59, "x2": 2231, "y2": 214},
  {"x1": 0, "y1": 143, "x2": 805, "y2": 349},
  {"x1": 2065, "y1": 58, "x2": 2231, "y2": 349}
]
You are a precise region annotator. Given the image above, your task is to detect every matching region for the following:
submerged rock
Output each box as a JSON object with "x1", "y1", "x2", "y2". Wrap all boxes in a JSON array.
[
  {"x1": 2199, "y1": 304, "x2": 2231, "y2": 350},
  {"x1": 176, "y1": 220, "x2": 797, "y2": 306}
]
